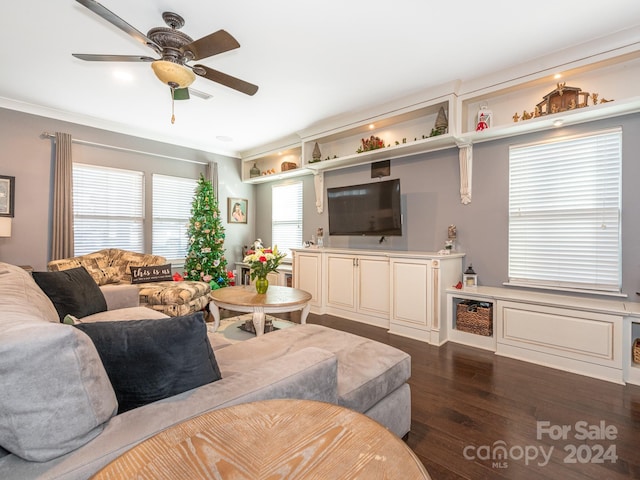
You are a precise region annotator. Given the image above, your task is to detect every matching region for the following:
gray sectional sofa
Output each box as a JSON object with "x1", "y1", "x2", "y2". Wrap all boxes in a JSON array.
[{"x1": 0, "y1": 262, "x2": 411, "y2": 479}]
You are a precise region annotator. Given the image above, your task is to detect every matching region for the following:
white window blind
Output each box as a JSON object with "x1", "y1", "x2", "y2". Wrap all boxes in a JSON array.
[
  {"x1": 508, "y1": 128, "x2": 622, "y2": 293},
  {"x1": 272, "y1": 182, "x2": 303, "y2": 257},
  {"x1": 152, "y1": 174, "x2": 197, "y2": 262},
  {"x1": 73, "y1": 164, "x2": 144, "y2": 255}
]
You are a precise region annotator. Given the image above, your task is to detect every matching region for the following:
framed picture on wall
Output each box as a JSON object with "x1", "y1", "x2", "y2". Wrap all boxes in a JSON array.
[
  {"x1": 0, "y1": 175, "x2": 15, "y2": 217},
  {"x1": 228, "y1": 198, "x2": 248, "y2": 224}
]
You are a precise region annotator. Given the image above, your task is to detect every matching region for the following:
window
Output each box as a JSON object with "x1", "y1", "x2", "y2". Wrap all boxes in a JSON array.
[
  {"x1": 73, "y1": 164, "x2": 144, "y2": 255},
  {"x1": 508, "y1": 128, "x2": 622, "y2": 293},
  {"x1": 152, "y1": 174, "x2": 197, "y2": 262},
  {"x1": 272, "y1": 182, "x2": 303, "y2": 257}
]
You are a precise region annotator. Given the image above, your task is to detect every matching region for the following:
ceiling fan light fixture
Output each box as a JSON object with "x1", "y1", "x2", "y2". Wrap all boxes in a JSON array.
[{"x1": 151, "y1": 60, "x2": 195, "y2": 88}]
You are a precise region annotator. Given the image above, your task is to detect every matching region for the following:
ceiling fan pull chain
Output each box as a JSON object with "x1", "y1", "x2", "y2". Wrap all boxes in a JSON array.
[{"x1": 170, "y1": 85, "x2": 176, "y2": 124}]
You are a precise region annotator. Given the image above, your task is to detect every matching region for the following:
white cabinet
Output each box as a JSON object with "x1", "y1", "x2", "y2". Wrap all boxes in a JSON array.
[
  {"x1": 389, "y1": 259, "x2": 431, "y2": 341},
  {"x1": 496, "y1": 300, "x2": 623, "y2": 384},
  {"x1": 292, "y1": 248, "x2": 464, "y2": 339},
  {"x1": 624, "y1": 317, "x2": 640, "y2": 386},
  {"x1": 389, "y1": 256, "x2": 463, "y2": 344},
  {"x1": 292, "y1": 250, "x2": 323, "y2": 311},
  {"x1": 325, "y1": 253, "x2": 389, "y2": 326}
]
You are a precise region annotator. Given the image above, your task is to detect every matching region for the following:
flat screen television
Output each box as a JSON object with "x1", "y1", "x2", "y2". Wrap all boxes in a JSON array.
[{"x1": 327, "y1": 179, "x2": 402, "y2": 236}]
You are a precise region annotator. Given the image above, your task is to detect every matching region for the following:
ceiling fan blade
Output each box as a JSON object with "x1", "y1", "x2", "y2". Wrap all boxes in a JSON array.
[
  {"x1": 182, "y1": 30, "x2": 240, "y2": 61},
  {"x1": 194, "y1": 64, "x2": 258, "y2": 96},
  {"x1": 72, "y1": 54, "x2": 156, "y2": 62},
  {"x1": 75, "y1": 0, "x2": 161, "y2": 54}
]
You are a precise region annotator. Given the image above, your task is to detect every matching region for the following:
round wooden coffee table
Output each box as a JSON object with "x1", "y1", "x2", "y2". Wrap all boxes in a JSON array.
[
  {"x1": 91, "y1": 399, "x2": 431, "y2": 480},
  {"x1": 209, "y1": 285, "x2": 312, "y2": 335}
]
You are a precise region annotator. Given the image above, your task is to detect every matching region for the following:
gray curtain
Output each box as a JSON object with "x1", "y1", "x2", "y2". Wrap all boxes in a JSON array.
[
  {"x1": 51, "y1": 132, "x2": 74, "y2": 260},
  {"x1": 206, "y1": 161, "x2": 219, "y2": 200}
]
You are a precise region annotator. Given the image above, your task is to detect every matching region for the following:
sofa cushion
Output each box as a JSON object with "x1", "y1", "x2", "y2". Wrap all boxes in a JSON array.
[
  {"x1": 0, "y1": 322, "x2": 117, "y2": 462},
  {"x1": 47, "y1": 249, "x2": 121, "y2": 286},
  {"x1": 137, "y1": 280, "x2": 211, "y2": 317},
  {"x1": 108, "y1": 250, "x2": 167, "y2": 283},
  {"x1": 215, "y1": 324, "x2": 411, "y2": 414},
  {"x1": 0, "y1": 263, "x2": 59, "y2": 324},
  {"x1": 75, "y1": 312, "x2": 221, "y2": 414},
  {"x1": 33, "y1": 267, "x2": 107, "y2": 321}
]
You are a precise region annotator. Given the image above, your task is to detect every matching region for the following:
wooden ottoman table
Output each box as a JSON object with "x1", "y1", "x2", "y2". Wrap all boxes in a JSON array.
[{"x1": 91, "y1": 399, "x2": 431, "y2": 480}]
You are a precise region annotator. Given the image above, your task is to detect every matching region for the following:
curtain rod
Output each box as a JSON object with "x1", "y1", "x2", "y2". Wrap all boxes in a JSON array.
[{"x1": 41, "y1": 132, "x2": 208, "y2": 165}]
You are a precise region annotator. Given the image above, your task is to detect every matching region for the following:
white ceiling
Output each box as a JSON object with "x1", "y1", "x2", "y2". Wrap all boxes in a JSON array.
[{"x1": 1, "y1": 1, "x2": 640, "y2": 157}]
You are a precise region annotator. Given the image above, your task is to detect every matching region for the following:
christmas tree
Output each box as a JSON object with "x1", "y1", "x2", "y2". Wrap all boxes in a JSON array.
[{"x1": 184, "y1": 174, "x2": 229, "y2": 289}]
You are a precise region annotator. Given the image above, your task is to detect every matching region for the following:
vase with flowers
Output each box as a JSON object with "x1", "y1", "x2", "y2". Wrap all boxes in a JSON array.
[{"x1": 243, "y1": 245, "x2": 286, "y2": 294}]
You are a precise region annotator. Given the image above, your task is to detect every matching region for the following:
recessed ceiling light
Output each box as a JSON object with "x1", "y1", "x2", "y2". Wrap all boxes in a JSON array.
[
  {"x1": 554, "y1": 73, "x2": 562, "y2": 80},
  {"x1": 369, "y1": 124, "x2": 375, "y2": 130},
  {"x1": 216, "y1": 135, "x2": 233, "y2": 142}
]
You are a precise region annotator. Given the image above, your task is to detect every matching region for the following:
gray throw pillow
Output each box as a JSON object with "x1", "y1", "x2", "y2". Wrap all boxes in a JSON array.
[
  {"x1": 0, "y1": 322, "x2": 117, "y2": 461},
  {"x1": 33, "y1": 267, "x2": 107, "y2": 321},
  {"x1": 75, "y1": 311, "x2": 221, "y2": 414}
]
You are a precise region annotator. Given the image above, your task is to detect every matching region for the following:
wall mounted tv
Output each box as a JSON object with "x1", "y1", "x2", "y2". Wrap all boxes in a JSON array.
[{"x1": 327, "y1": 178, "x2": 402, "y2": 236}]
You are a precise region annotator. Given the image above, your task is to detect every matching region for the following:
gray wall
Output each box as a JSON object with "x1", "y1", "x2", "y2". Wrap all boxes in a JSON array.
[
  {"x1": 3, "y1": 106, "x2": 638, "y2": 301},
  {"x1": 257, "y1": 113, "x2": 640, "y2": 301},
  {"x1": 0, "y1": 108, "x2": 255, "y2": 271}
]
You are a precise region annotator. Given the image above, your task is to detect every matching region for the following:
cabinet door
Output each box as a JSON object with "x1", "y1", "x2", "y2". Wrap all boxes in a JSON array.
[
  {"x1": 358, "y1": 256, "x2": 389, "y2": 316},
  {"x1": 326, "y1": 255, "x2": 356, "y2": 311},
  {"x1": 295, "y1": 253, "x2": 322, "y2": 307},
  {"x1": 391, "y1": 260, "x2": 430, "y2": 328},
  {"x1": 266, "y1": 271, "x2": 279, "y2": 286}
]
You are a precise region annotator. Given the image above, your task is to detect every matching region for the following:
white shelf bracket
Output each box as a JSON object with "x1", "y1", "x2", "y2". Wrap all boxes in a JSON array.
[
  {"x1": 314, "y1": 171, "x2": 324, "y2": 213},
  {"x1": 459, "y1": 144, "x2": 472, "y2": 205}
]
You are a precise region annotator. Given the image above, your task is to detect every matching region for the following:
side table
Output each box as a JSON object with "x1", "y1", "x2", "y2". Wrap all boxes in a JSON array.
[{"x1": 209, "y1": 285, "x2": 312, "y2": 335}]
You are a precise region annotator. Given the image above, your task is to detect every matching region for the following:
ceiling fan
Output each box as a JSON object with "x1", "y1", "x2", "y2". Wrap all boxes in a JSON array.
[{"x1": 72, "y1": 0, "x2": 258, "y2": 119}]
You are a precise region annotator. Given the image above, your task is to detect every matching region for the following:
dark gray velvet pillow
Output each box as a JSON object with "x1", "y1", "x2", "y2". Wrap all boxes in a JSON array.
[
  {"x1": 33, "y1": 267, "x2": 107, "y2": 321},
  {"x1": 74, "y1": 312, "x2": 221, "y2": 414}
]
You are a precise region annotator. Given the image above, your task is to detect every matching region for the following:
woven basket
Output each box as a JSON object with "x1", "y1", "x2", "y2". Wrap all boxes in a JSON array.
[
  {"x1": 633, "y1": 338, "x2": 640, "y2": 364},
  {"x1": 456, "y1": 301, "x2": 493, "y2": 336}
]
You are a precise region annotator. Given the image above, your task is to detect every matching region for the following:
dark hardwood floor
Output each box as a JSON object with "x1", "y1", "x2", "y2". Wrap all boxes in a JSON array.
[{"x1": 288, "y1": 312, "x2": 640, "y2": 480}]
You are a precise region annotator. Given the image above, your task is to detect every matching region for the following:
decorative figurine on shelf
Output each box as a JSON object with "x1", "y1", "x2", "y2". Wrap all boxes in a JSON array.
[
  {"x1": 252, "y1": 238, "x2": 263, "y2": 251},
  {"x1": 445, "y1": 224, "x2": 457, "y2": 253},
  {"x1": 475, "y1": 105, "x2": 492, "y2": 131},
  {"x1": 430, "y1": 106, "x2": 449, "y2": 137},
  {"x1": 463, "y1": 264, "x2": 478, "y2": 288},
  {"x1": 311, "y1": 142, "x2": 322, "y2": 163},
  {"x1": 250, "y1": 163, "x2": 261, "y2": 178},
  {"x1": 357, "y1": 135, "x2": 385, "y2": 153},
  {"x1": 316, "y1": 227, "x2": 324, "y2": 247}
]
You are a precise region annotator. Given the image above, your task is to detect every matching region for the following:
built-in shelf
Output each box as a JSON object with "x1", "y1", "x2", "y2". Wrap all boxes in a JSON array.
[
  {"x1": 242, "y1": 146, "x2": 304, "y2": 183},
  {"x1": 240, "y1": 49, "x2": 640, "y2": 184},
  {"x1": 305, "y1": 133, "x2": 457, "y2": 173},
  {"x1": 457, "y1": 95, "x2": 640, "y2": 146}
]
